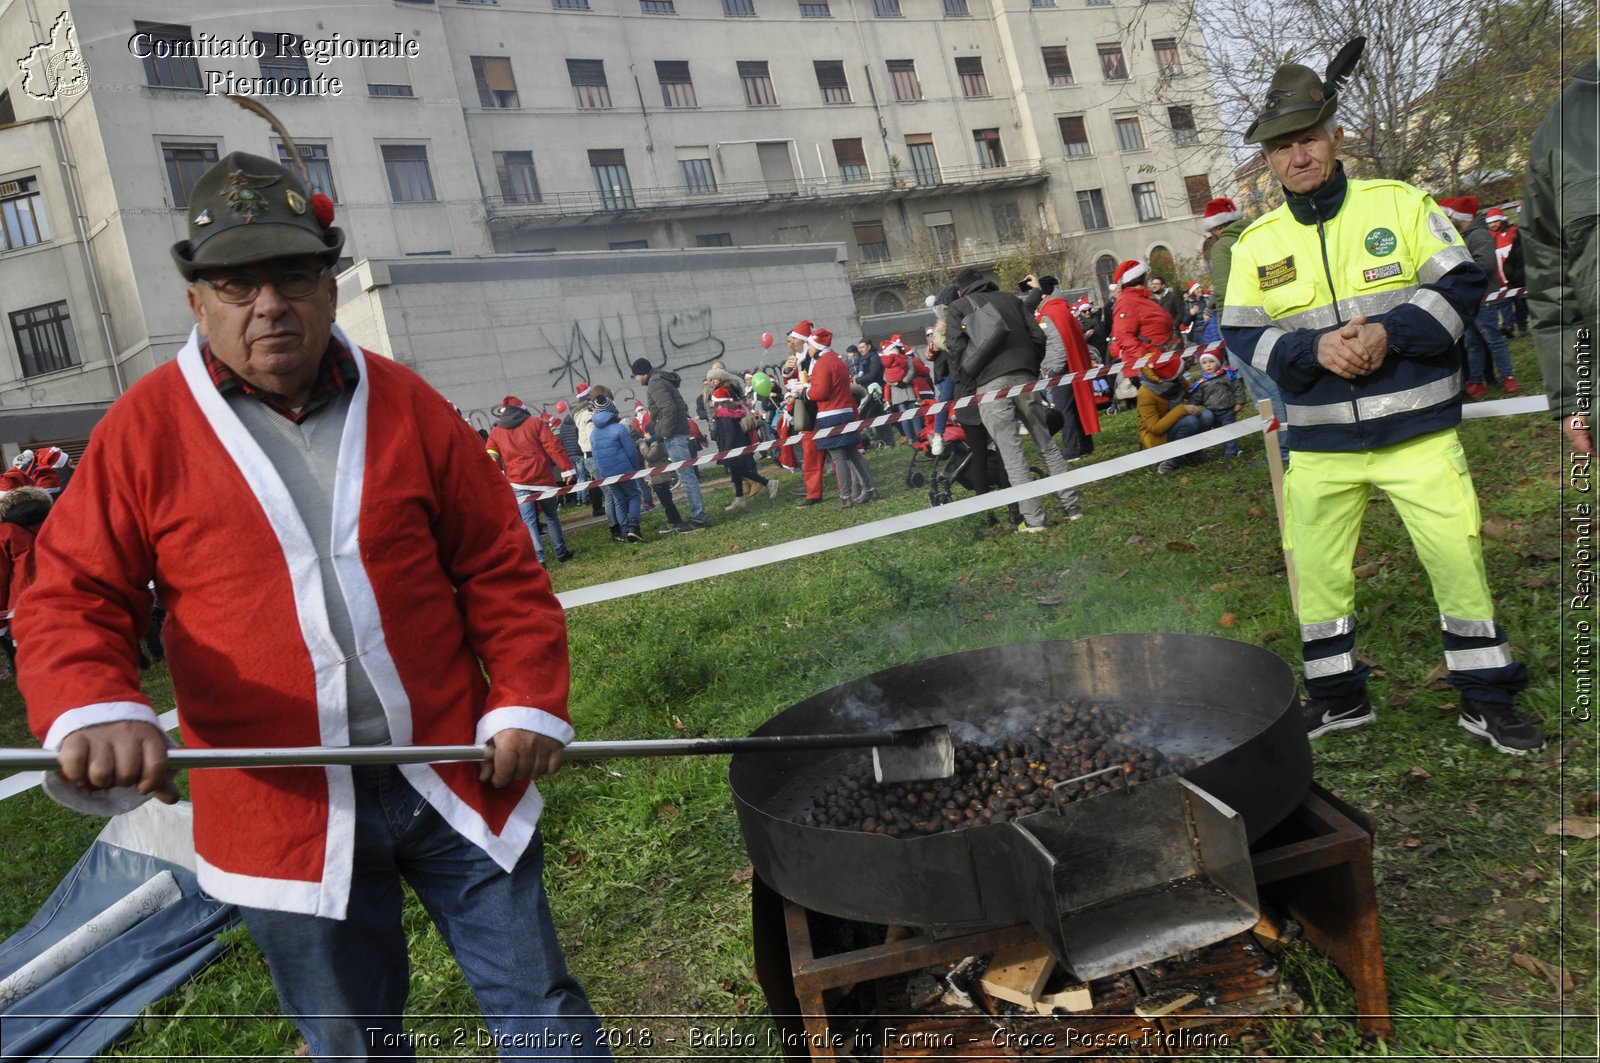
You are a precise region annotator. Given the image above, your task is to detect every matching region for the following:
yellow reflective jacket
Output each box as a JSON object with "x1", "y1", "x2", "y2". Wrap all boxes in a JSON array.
[{"x1": 1220, "y1": 165, "x2": 1486, "y2": 452}]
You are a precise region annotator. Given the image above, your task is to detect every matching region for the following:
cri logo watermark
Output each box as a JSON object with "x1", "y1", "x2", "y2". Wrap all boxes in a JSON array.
[{"x1": 17, "y1": 12, "x2": 90, "y2": 102}]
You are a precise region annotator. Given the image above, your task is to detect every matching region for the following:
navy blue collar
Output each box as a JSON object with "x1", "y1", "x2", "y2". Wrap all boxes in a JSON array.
[{"x1": 1284, "y1": 161, "x2": 1349, "y2": 225}]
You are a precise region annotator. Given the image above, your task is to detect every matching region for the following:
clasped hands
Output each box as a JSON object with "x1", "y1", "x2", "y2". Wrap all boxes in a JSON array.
[{"x1": 1316, "y1": 316, "x2": 1388, "y2": 380}]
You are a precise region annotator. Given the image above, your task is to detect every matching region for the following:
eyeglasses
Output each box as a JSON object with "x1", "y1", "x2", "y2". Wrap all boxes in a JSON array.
[{"x1": 198, "y1": 267, "x2": 328, "y2": 305}]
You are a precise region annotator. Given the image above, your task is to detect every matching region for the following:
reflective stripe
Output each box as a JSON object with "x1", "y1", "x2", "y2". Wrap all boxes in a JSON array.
[
  {"x1": 1274, "y1": 304, "x2": 1340, "y2": 333},
  {"x1": 1417, "y1": 245, "x2": 1473, "y2": 284},
  {"x1": 1445, "y1": 644, "x2": 1514, "y2": 671},
  {"x1": 1220, "y1": 303, "x2": 1272, "y2": 328},
  {"x1": 1252, "y1": 328, "x2": 1285, "y2": 373},
  {"x1": 1356, "y1": 372, "x2": 1461, "y2": 420},
  {"x1": 1286, "y1": 399, "x2": 1357, "y2": 426},
  {"x1": 1440, "y1": 614, "x2": 1497, "y2": 638},
  {"x1": 1302, "y1": 615, "x2": 1355, "y2": 641},
  {"x1": 1288, "y1": 372, "x2": 1461, "y2": 428},
  {"x1": 1304, "y1": 652, "x2": 1356, "y2": 679},
  {"x1": 1340, "y1": 287, "x2": 1414, "y2": 320},
  {"x1": 1410, "y1": 288, "x2": 1465, "y2": 340}
]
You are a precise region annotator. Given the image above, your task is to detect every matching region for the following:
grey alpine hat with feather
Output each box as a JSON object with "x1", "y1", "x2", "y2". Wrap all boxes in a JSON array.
[{"x1": 1245, "y1": 38, "x2": 1366, "y2": 144}]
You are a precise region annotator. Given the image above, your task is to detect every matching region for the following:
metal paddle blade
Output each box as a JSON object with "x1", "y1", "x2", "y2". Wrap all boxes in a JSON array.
[{"x1": 871, "y1": 724, "x2": 955, "y2": 784}]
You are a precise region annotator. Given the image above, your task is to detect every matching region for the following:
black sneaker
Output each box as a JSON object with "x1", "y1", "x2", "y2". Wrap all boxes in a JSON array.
[
  {"x1": 625, "y1": 530, "x2": 645, "y2": 543},
  {"x1": 1302, "y1": 692, "x2": 1374, "y2": 739},
  {"x1": 675, "y1": 522, "x2": 706, "y2": 533},
  {"x1": 1458, "y1": 698, "x2": 1547, "y2": 755},
  {"x1": 555, "y1": 549, "x2": 575, "y2": 563}
]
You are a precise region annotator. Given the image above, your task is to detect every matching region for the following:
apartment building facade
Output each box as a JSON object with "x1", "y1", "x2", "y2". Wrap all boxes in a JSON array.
[{"x1": 0, "y1": 0, "x2": 1231, "y2": 437}]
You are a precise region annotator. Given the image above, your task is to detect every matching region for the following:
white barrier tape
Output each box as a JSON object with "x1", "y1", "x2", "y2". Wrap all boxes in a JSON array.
[
  {"x1": 1485, "y1": 286, "x2": 1527, "y2": 303},
  {"x1": 0, "y1": 397, "x2": 1550, "y2": 804},
  {"x1": 530, "y1": 348, "x2": 1216, "y2": 501}
]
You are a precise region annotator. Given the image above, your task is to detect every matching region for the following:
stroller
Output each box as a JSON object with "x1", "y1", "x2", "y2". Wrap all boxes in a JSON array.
[{"x1": 901, "y1": 402, "x2": 1010, "y2": 509}]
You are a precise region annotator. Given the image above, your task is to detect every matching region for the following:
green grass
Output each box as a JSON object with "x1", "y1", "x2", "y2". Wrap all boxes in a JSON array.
[{"x1": 1, "y1": 337, "x2": 1594, "y2": 1059}]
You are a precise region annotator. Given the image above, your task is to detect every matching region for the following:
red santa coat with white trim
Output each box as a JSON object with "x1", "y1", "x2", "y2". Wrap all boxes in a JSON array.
[
  {"x1": 18, "y1": 325, "x2": 572, "y2": 920},
  {"x1": 1036, "y1": 297, "x2": 1102, "y2": 438}
]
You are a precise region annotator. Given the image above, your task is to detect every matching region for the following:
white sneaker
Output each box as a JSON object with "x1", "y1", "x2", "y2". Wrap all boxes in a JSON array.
[
  {"x1": 928, "y1": 433, "x2": 945, "y2": 456},
  {"x1": 1017, "y1": 522, "x2": 1047, "y2": 534},
  {"x1": 725, "y1": 496, "x2": 748, "y2": 511},
  {"x1": 766, "y1": 479, "x2": 780, "y2": 500}
]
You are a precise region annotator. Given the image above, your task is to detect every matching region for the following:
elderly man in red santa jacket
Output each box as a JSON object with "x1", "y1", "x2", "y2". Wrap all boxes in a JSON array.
[
  {"x1": 1109, "y1": 258, "x2": 1176, "y2": 377},
  {"x1": 16, "y1": 151, "x2": 608, "y2": 1062}
]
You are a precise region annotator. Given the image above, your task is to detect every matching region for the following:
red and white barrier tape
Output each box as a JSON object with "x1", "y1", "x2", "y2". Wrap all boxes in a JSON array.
[{"x1": 521, "y1": 345, "x2": 1226, "y2": 499}]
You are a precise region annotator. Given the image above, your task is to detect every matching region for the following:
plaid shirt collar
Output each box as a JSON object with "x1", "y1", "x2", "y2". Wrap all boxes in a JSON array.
[{"x1": 202, "y1": 338, "x2": 359, "y2": 423}]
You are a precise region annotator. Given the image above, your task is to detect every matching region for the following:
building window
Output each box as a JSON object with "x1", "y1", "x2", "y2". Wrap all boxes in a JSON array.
[
  {"x1": 1132, "y1": 181, "x2": 1162, "y2": 222},
  {"x1": 1153, "y1": 37, "x2": 1182, "y2": 75},
  {"x1": 1058, "y1": 115, "x2": 1091, "y2": 156},
  {"x1": 815, "y1": 61, "x2": 850, "y2": 104},
  {"x1": 696, "y1": 233, "x2": 733, "y2": 247},
  {"x1": 363, "y1": 51, "x2": 414, "y2": 96},
  {"x1": 277, "y1": 143, "x2": 338, "y2": 202},
  {"x1": 495, "y1": 150, "x2": 541, "y2": 202},
  {"x1": 656, "y1": 61, "x2": 697, "y2": 108},
  {"x1": 723, "y1": 0, "x2": 757, "y2": 14},
  {"x1": 161, "y1": 143, "x2": 218, "y2": 207},
  {"x1": 887, "y1": 60, "x2": 922, "y2": 102},
  {"x1": 1041, "y1": 46, "x2": 1074, "y2": 86},
  {"x1": 1030, "y1": 0, "x2": 1056, "y2": 6},
  {"x1": 552, "y1": 0, "x2": 590, "y2": 8},
  {"x1": 1096, "y1": 254, "x2": 1116, "y2": 299},
  {"x1": 872, "y1": 0, "x2": 902, "y2": 14},
  {"x1": 1077, "y1": 188, "x2": 1109, "y2": 230},
  {"x1": 641, "y1": 0, "x2": 676, "y2": 10},
  {"x1": 473, "y1": 56, "x2": 520, "y2": 108},
  {"x1": 1169, "y1": 106, "x2": 1198, "y2": 145},
  {"x1": 942, "y1": 0, "x2": 970, "y2": 15},
  {"x1": 679, "y1": 157, "x2": 717, "y2": 194},
  {"x1": 382, "y1": 144, "x2": 437, "y2": 202},
  {"x1": 135, "y1": 22, "x2": 203, "y2": 89},
  {"x1": 973, "y1": 128, "x2": 1005, "y2": 168},
  {"x1": 874, "y1": 290, "x2": 905, "y2": 313},
  {"x1": 253, "y1": 33, "x2": 312, "y2": 93},
  {"x1": 610, "y1": 239, "x2": 649, "y2": 250},
  {"x1": 1184, "y1": 174, "x2": 1213, "y2": 214},
  {"x1": 799, "y1": 0, "x2": 830, "y2": 14},
  {"x1": 906, "y1": 135, "x2": 940, "y2": 186},
  {"x1": 992, "y1": 202, "x2": 1023, "y2": 242},
  {"x1": 566, "y1": 59, "x2": 612, "y2": 109},
  {"x1": 1098, "y1": 43, "x2": 1129, "y2": 81},
  {"x1": 0, "y1": 91, "x2": 13, "y2": 126},
  {"x1": 1114, "y1": 116, "x2": 1145, "y2": 151},
  {"x1": 589, "y1": 149, "x2": 635, "y2": 210},
  {"x1": 925, "y1": 212, "x2": 957, "y2": 257},
  {"x1": 0, "y1": 179, "x2": 50, "y2": 252},
  {"x1": 10, "y1": 301, "x2": 79, "y2": 378},
  {"x1": 853, "y1": 221, "x2": 890, "y2": 263},
  {"x1": 955, "y1": 57, "x2": 989, "y2": 98},
  {"x1": 739, "y1": 61, "x2": 778, "y2": 107},
  {"x1": 833, "y1": 138, "x2": 870, "y2": 183}
]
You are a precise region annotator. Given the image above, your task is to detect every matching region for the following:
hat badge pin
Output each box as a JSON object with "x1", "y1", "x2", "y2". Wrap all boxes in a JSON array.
[
  {"x1": 194, "y1": 207, "x2": 212, "y2": 226},
  {"x1": 285, "y1": 189, "x2": 307, "y2": 215},
  {"x1": 223, "y1": 168, "x2": 280, "y2": 223}
]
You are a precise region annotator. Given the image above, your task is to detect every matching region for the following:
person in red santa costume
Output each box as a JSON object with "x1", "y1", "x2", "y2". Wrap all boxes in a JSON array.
[
  {"x1": 804, "y1": 328, "x2": 877, "y2": 507},
  {"x1": 780, "y1": 319, "x2": 829, "y2": 505},
  {"x1": 1108, "y1": 258, "x2": 1176, "y2": 378},
  {"x1": 484, "y1": 394, "x2": 577, "y2": 565},
  {"x1": 15, "y1": 150, "x2": 608, "y2": 1060}
]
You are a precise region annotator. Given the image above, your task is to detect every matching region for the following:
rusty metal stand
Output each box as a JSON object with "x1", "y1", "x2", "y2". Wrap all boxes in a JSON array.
[{"x1": 755, "y1": 781, "x2": 1391, "y2": 1059}]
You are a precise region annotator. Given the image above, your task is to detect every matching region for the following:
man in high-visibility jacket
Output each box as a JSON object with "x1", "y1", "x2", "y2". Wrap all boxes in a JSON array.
[{"x1": 1221, "y1": 49, "x2": 1544, "y2": 754}]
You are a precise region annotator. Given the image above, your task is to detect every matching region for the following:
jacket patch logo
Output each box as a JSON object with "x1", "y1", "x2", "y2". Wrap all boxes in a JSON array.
[
  {"x1": 1362, "y1": 262, "x2": 1403, "y2": 283},
  {"x1": 1257, "y1": 256, "x2": 1297, "y2": 290},
  {"x1": 1428, "y1": 212, "x2": 1456, "y2": 245},
  {"x1": 1364, "y1": 228, "x2": 1397, "y2": 256}
]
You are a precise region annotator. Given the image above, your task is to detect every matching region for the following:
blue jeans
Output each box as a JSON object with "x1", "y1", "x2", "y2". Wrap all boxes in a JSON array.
[
  {"x1": 238, "y1": 766, "x2": 607, "y2": 1063},
  {"x1": 516, "y1": 492, "x2": 568, "y2": 564},
  {"x1": 1464, "y1": 303, "x2": 1514, "y2": 383},
  {"x1": 1226, "y1": 351, "x2": 1290, "y2": 463},
  {"x1": 663, "y1": 434, "x2": 705, "y2": 525},
  {"x1": 932, "y1": 376, "x2": 955, "y2": 436},
  {"x1": 611, "y1": 478, "x2": 642, "y2": 533},
  {"x1": 585, "y1": 456, "x2": 619, "y2": 529},
  {"x1": 1214, "y1": 407, "x2": 1240, "y2": 456},
  {"x1": 1167, "y1": 409, "x2": 1217, "y2": 464}
]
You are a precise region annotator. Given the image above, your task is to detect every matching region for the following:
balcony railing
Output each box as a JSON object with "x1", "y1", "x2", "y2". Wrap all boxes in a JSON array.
[
  {"x1": 847, "y1": 231, "x2": 1069, "y2": 284},
  {"x1": 485, "y1": 159, "x2": 1048, "y2": 223}
]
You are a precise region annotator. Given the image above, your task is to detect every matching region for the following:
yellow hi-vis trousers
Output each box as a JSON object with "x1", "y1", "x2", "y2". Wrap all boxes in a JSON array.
[{"x1": 1283, "y1": 428, "x2": 1525, "y2": 702}]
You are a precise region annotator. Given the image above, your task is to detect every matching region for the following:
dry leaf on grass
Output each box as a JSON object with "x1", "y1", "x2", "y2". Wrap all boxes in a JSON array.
[
  {"x1": 1219, "y1": 612, "x2": 1238, "y2": 628},
  {"x1": 1036, "y1": 594, "x2": 1065, "y2": 607},
  {"x1": 1126, "y1": 533, "x2": 1143, "y2": 545},
  {"x1": 1354, "y1": 652, "x2": 1388, "y2": 677},
  {"x1": 1543, "y1": 817, "x2": 1600, "y2": 840},
  {"x1": 1481, "y1": 517, "x2": 1511, "y2": 540},
  {"x1": 1165, "y1": 541, "x2": 1197, "y2": 553},
  {"x1": 1352, "y1": 562, "x2": 1380, "y2": 579},
  {"x1": 1176, "y1": 595, "x2": 1196, "y2": 614},
  {"x1": 1424, "y1": 660, "x2": 1452, "y2": 691},
  {"x1": 1407, "y1": 766, "x2": 1431, "y2": 784},
  {"x1": 728, "y1": 866, "x2": 755, "y2": 884},
  {"x1": 1248, "y1": 506, "x2": 1265, "y2": 518},
  {"x1": 1510, "y1": 950, "x2": 1574, "y2": 995},
  {"x1": 1210, "y1": 582, "x2": 1229, "y2": 593}
]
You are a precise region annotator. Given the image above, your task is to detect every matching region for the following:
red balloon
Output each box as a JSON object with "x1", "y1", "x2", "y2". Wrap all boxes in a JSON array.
[{"x1": 760, "y1": 331, "x2": 775, "y2": 350}]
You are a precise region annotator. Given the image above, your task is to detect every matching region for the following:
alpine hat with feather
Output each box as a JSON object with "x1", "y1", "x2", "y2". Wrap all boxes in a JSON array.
[
  {"x1": 170, "y1": 97, "x2": 343, "y2": 280},
  {"x1": 1244, "y1": 38, "x2": 1366, "y2": 145}
]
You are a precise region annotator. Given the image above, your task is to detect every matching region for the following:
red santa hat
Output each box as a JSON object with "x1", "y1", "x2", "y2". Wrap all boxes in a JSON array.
[
  {"x1": 500, "y1": 395, "x2": 524, "y2": 409},
  {"x1": 1187, "y1": 282, "x2": 1203, "y2": 297},
  {"x1": 808, "y1": 327, "x2": 834, "y2": 350},
  {"x1": 575, "y1": 381, "x2": 591, "y2": 397},
  {"x1": 35, "y1": 446, "x2": 68, "y2": 469},
  {"x1": 1112, "y1": 259, "x2": 1148, "y2": 286},
  {"x1": 1484, "y1": 207, "x2": 1507, "y2": 225},
  {"x1": 1201, "y1": 197, "x2": 1242, "y2": 232},
  {"x1": 711, "y1": 386, "x2": 736, "y2": 404},
  {"x1": 788, "y1": 319, "x2": 815, "y2": 342},
  {"x1": 1438, "y1": 196, "x2": 1478, "y2": 223}
]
